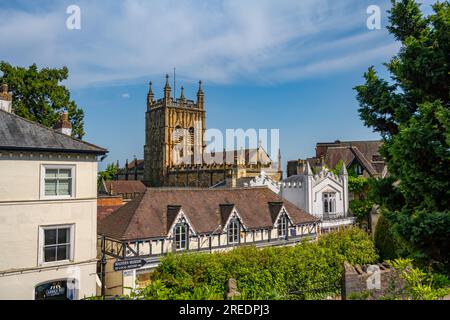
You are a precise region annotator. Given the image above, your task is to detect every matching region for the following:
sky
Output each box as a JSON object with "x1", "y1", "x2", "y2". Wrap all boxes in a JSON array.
[{"x1": 0, "y1": 0, "x2": 437, "y2": 171}]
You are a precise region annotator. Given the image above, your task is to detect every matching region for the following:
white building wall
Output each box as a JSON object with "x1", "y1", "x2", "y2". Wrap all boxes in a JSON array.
[
  {"x1": 280, "y1": 169, "x2": 350, "y2": 220},
  {"x1": 0, "y1": 152, "x2": 99, "y2": 300}
]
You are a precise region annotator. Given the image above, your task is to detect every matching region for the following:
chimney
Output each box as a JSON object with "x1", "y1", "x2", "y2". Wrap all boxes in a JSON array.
[
  {"x1": 54, "y1": 112, "x2": 72, "y2": 136},
  {"x1": 0, "y1": 83, "x2": 13, "y2": 113}
]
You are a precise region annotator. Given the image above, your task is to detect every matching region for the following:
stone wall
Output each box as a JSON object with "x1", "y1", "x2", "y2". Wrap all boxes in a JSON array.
[{"x1": 342, "y1": 261, "x2": 403, "y2": 300}]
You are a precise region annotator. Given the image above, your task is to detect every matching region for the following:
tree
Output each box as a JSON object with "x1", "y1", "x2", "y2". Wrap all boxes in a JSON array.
[
  {"x1": 98, "y1": 163, "x2": 118, "y2": 188},
  {"x1": 0, "y1": 62, "x2": 85, "y2": 138},
  {"x1": 354, "y1": 0, "x2": 450, "y2": 272}
]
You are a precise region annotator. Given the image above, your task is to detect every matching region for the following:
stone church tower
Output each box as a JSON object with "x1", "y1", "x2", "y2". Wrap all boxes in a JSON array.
[{"x1": 144, "y1": 75, "x2": 206, "y2": 186}]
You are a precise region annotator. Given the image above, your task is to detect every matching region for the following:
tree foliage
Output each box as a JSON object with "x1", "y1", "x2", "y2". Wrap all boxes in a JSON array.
[
  {"x1": 374, "y1": 213, "x2": 413, "y2": 260},
  {"x1": 383, "y1": 258, "x2": 450, "y2": 300},
  {"x1": 354, "y1": 0, "x2": 450, "y2": 272},
  {"x1": 98, "y1": 163, "x2": 118, "y2": 188},
  {"x1": 126, "y1": 228, "x2": 378, "y2": 300},
  {"x1": 0, "y1": 61, "x2": 85, "y2": 138}
]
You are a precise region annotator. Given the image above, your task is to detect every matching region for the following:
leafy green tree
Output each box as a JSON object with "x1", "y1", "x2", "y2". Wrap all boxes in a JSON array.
[
  {"x1": 354, "y1": 0, "x2": 450, "y2": 272},
  {"x1": 0, "y1": 62, "x2": 85, "y2": 138},
  {"x1": 374, "y1": 213, "x2": 413, "y2": 260},
  {"x1": 98, "y1": 163, "x2": 118, "y2": 188}
]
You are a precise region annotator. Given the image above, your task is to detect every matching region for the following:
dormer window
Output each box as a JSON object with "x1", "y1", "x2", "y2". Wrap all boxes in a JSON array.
[
  {"x1": 174, "y1": 223, "x2": 188, "y2": 250},
  {"x1": 277, "y1": 214, "x2": 288, "y2": 238},
  {"x1": 354, "y1": 164, "x2": 363, "y2": 176},
  {"x1": 228, "y1": 218, "x2": 240, "y2": 244}
]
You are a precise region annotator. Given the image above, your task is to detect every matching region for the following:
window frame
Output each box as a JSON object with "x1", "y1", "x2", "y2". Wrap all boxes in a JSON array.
[
  {"x1": 174, "y1": 223, "x2": 188, "y2": 251},
  {"x1": 227, "y1": 218, "x2": 240, "y2": 245},
  {"x1": 38, "y1": 224, "x2": 75, "y2": 266},
  {"x1": 40, "y1": 165, "x2": 76, "y2": 200},
  {"x1": 277, "y1": 214, "x2": 288, "y2": 238},
  {"x1": 323, "y1": 192, "x2": 337, "y2": 215}
]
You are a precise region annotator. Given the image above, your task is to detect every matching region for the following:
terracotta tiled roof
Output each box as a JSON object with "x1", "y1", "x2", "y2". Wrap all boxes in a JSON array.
[
  {"x1": 104, "y1": 180, "x2": 146, "y2": 195},
  {"x1": 98, "y1": 187, "x2": 318, "y2": 240},
  {"x1": 97, "y1": 205, "x2": 124, "y2": 223}
]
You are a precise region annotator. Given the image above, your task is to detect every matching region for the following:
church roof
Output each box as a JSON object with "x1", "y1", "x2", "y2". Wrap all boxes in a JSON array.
[
  {"x1": 203, "y1": 147, "x2": 272, "y2": 165},
  {"x1": 0, "y1": 109, "x2": 107, "y2": 155},
  {"x1": 98, "y1": 188, "x2": 318, "y2": 240}
]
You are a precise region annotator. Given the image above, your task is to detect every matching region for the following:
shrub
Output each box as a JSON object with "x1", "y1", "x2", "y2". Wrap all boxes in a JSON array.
[
  {"x1": 128, "y1": 227, "x2": 378, "y2": 300},
  {"x1": 374, "y1": 213, "x2": 412, "y2": 261}
]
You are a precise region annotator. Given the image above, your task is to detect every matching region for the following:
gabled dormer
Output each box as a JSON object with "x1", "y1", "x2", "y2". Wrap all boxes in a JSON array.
[
  {"x1": 269, "y1": 202, "x2": 294, "y2": 239},
  {"x1": 166, "y1": 205, "x2": 196, "y2": 251},
  {"x1": 220, "y1": 204, "x2": 247, "y2": 245}
]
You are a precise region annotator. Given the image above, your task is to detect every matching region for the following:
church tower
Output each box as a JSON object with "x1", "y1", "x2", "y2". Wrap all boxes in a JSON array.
[{"x1": 144, "y1": 76, "x2": 206, "y2": 187}]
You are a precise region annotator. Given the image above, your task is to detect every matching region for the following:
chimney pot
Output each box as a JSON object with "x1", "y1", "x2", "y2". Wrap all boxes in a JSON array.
[
  {"x1": 0, "y1": 83, "x2": 13, "y2": 112},
  {"x1": 54, "y1": 112, "x2": 72, "y2": 136}
]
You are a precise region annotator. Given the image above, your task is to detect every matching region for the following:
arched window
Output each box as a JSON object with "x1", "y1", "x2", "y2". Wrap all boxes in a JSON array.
[
  {"x1": 173, "y1": 126, "x2": 183, "y2": 144},
  {"x1": 174, "y1": 223, "x2": 188, "y2": 250},
  {"x1": 228, "y1": 219, "x2": 240, "y2": 244},
  {"x1": 323, "y1": 192, "x2": 336, "y2": 216},
  {"x1": 277, "y1": 214, "x2": 288, "y2": 238}
]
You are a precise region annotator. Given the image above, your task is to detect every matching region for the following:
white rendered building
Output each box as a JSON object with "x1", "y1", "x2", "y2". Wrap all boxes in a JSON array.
[
  {"x1": 279, "y1": 162, "x2": 354, "y2": 232},
  {"x1": 0, "y1": 87, "x2": 107, "y2": 300},
  {"x1": 245, "y1": 163, "x2": 355, "y2": 232}
]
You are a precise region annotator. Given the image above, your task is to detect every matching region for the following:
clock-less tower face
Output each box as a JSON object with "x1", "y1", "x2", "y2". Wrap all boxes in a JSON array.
[{"x1": 143, "y1": 79, "x2": 205, "y2": 187}]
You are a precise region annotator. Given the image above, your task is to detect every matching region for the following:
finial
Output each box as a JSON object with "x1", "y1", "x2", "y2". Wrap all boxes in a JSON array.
[
  {"x1": 197, "y1": 80, "x2": 203, "y2": 94},
  {"x1": 147, "y1": 81, "x2": 154, "y2": 108},
  {"x1": 165, "y1": 74, "x2": 171, "y2": 89},
  {"x1": 339, "y1": 164, "x2": 348, "y2": 176},
  {"x1": 305, "y1": 161, "x2": 313, "y2": 176},
  {"x1": 180, "y1": 86, "x2": 185, "y2": 100},
  {"x1": 278, "y1": 148, "x2": 281, "y2": 171}
]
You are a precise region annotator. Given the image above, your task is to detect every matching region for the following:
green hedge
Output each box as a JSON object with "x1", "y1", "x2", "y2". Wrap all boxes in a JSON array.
[{"x1": 128, "y1": 227, "x2": 378, "y2": 300}]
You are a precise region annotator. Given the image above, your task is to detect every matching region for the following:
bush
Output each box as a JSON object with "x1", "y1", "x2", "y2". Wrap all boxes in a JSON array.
[
  {"x1": 374, "y1": 213, "x2": 412, "y2": 261},
  {"x1": 382, "y1": 259, "x2": 450, "y2": 300},
  {"x1": 128, "y1": 227, "x2": 378, "y2": 300}
]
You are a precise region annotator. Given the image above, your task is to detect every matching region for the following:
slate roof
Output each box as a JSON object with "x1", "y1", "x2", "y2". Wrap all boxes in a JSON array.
[
  {"x1": 0, "y1": 109, "x2": 107, "y2": 155},
  {"x1": 98, "y1": 187, "x2": 318, "y2": 240}
]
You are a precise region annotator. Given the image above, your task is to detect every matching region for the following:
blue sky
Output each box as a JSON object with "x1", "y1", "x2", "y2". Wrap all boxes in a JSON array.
[{"x1": 0, "y1": 0, "x2": 436, "y2": 171}]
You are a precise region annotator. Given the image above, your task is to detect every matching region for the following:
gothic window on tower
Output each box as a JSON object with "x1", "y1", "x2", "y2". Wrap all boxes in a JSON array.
[
  {"x1": 173, "y1": 126, "x2": 183, "y2": 144},
  {"x1": 189, "y1": 127, "x2": 194, "y2": 145}
]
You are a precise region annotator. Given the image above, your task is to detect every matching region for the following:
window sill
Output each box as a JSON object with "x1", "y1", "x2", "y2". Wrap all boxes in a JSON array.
[
  {"x1": 40, "y1": 195, "x2": 75, "y2": 201},
  {"x1": 38, "y1": 259, "x2": 74, "y2": 268}
]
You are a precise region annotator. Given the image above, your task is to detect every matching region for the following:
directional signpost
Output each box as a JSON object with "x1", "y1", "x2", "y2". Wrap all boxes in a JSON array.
[{"x1": 113, "y1": 259, "x2": 147, "y2": 272}]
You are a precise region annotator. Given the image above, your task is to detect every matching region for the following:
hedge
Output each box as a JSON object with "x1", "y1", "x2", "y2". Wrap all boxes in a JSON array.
[{"x1": 128, "y1": 227, "x2": 378, "y2": 300}]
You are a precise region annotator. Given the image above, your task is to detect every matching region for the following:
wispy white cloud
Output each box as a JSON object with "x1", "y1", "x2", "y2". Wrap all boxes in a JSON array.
[
  {"x1": 121, "y1": 93, "x2": 130, "y2": 99},
  {"x1": 0, "y1": 0, "x2": 408, "y2": 88}
]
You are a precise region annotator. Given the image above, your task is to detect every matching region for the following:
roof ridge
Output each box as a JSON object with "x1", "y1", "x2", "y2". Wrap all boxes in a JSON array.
[{"x1": 146, "y1": 186, "x2": 269, "y2": 191}]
